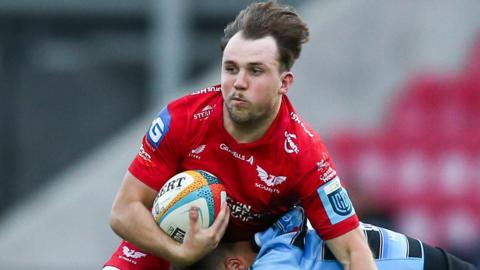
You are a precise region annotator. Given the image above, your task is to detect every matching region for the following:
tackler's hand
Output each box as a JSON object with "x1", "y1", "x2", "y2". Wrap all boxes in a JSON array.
[{"x1": 253, "y1": 207, "x2": 307, "y2": 250}]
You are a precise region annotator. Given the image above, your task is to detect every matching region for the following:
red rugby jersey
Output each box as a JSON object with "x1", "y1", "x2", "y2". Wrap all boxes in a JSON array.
[{"x1": 129, "y1": 85, "x2": 359, "y2": 241}]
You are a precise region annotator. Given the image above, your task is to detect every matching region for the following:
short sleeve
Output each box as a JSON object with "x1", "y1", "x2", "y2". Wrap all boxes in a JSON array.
[
  {"x1": 128, "y1": 97, "x2": 189, "y2": 191},
  {"x1": 294, "y1": 138, "x2": 359, "y2": 240}
]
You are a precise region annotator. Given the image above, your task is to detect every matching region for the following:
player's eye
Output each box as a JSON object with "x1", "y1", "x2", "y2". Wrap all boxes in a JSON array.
[
  {"x1": 250, "y1": 67, "x2": 263, "y2": 76},
  {"x1": 224, "y1": 65, "x2": 238, "y2": 74}
]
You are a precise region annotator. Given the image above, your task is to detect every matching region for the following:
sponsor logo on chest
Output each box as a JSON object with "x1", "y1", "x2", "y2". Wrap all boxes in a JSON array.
[
  {"x1": 193, "y1": 105, "x2": 214, "y2": 120},
  {"x1": 219, "y1": 143, "x2": 254, "y2": 165},
  {"x1": 227, "y1": 196, "x2": 265, "y2": 222},
  {"x1": 188, "y1": 144, "x2": 206, "y2": 160},
  {"x1": 255, "y1": 165, "x2": 287, "y2": 194},
  {"x1": 284, "y1": 131, "x2": 299, "y2": 154}
]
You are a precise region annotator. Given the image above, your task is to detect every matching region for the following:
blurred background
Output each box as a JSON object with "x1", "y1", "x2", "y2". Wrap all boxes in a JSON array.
[{"x1": 0, "y1": 0, "x2": 479, "y2": 269}]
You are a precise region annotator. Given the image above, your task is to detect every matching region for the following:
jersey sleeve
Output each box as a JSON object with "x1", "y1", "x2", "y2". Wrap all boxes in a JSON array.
[
  {"x1": 128, "y1": 96, "x2": 190, "y2": 191},
  {"x1": 251, "y1": 233, "x2": 303, "y2": 270},
  {"x1": 295, "y1": 138, "x2": 359, "y2": 240}
]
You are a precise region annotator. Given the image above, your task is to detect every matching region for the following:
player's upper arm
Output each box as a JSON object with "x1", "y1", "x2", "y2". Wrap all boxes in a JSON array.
[
  {"x1": 293, "y1": 134, "x2": 359, "y2": 240},
  {"x1": 112, "y1": 171, "x2": 158, "y2": 211}
]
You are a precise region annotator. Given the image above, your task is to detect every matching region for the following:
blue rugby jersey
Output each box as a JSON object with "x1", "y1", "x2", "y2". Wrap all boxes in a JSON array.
[{"x1": 252, "y1": 220, "x2": 425, "y2": 270}]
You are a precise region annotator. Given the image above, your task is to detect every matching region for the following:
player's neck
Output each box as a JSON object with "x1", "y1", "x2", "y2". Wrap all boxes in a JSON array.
[{"x1": 223, "y1": 101, "x2": 282, "y2": 143}]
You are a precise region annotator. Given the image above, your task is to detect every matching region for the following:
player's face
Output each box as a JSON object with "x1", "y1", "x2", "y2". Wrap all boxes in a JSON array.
[{"x1": 221, "y1": 32, "x2": 291, "y2": 127}]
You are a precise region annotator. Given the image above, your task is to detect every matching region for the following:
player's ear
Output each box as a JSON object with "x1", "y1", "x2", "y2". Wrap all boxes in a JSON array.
[
  {"x1": 224, "y1": 256, "x2": 247, "y2": 270},
  {"x1": 279, "y1": 71, "x2": 293, "y2": 95}
]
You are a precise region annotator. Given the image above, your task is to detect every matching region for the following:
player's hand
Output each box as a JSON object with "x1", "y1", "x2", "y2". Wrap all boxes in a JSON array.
[
  {"x1": 253, "y1": 207, "x2": 307, "y2": 250},
  {"x1": 274, "y1": 207, "x2": 305, "y2": 234},
  {"x1": 172, "y1": 203, "x2": 230, "y2": 266}
]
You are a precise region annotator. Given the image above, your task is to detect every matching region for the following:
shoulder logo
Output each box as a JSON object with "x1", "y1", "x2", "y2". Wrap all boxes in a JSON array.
[
  {"x1": 138, "y1": 144, "x2": 151, "y2": 162},
  {"x1": 327, "y1": 184, "x2": 353, "y2": 216},
  {"x1": 317, "y1": 155, "x2": 337, "y2": 182},
  {"x1": 290, "y1": 112, "x2": 314, "y2": 138},
  {"x1": 122, "y1": 246, "x2": 146, "y2": 259},
  {"x1": 284, "y1": 131, "x2": 299, "y2": 154},
  {"x1": 256, "y1": 165, "x2": 287, "y2": 187},
  {"x1": 137, "y1": 144, "x2": 157, "y2": 167},
  {"x1": 147, "y1": 107, "x2": 171, "y2": 148}
]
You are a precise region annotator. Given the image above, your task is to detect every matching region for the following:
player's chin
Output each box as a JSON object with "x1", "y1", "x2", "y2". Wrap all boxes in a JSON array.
[
  {"x1": 229, "y1": 111, "x2": 252, "y2": 125},
  {"x1": 227, "y1": 105, "x2": 247, "y2": 118},
  {"x1": 227, "y1": 100, "x2": 250, "y2": 113}
]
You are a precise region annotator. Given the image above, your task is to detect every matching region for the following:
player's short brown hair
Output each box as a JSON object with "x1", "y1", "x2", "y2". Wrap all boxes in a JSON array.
[{"x1": 221, "y1": 0, "x2": 310, "y2": 72}]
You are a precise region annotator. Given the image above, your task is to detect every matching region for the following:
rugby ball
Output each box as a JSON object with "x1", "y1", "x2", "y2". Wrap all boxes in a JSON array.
[{"x1": 151, "y1": 170, "x2": 227, "y2": 242}]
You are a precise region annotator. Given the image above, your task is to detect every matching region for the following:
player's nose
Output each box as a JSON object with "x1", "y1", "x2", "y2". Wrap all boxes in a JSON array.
[{"x1": 233, "y1": 70, "x2": 248, "y2": 90}]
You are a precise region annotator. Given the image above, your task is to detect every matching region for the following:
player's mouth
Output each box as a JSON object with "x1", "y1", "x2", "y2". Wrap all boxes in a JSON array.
[{"x1": 230, "y1": 96, "x2": 248, "y2": 106}]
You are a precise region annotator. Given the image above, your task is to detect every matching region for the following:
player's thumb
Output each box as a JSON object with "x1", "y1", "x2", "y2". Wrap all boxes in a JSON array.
[{"x1": 188, "y1": 206, "x2": 200, "y2": 232}]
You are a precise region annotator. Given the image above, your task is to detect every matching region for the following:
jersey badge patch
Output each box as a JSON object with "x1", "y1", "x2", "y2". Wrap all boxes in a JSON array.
[
  {"x1": 147, "y1": 107, "x2": 171, "y2": 148},
  {"x1": 317, "y1": 176, "x2": 355, "y2": 224}
]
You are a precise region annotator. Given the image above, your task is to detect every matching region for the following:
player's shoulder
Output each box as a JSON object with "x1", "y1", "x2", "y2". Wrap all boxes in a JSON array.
[
  {"x1": 284, "y1": 104, "x2": 324, "y2": 151},
  {"x1": 144, "y1": 85, "x2": 221, "y2": 151},
  {"x1": 167, "y1": 84, "x2": 222, "y2": 115},
  {"x1": 181, "y1": 84, "x2": 222, "y2": 103},
  {"x1": 148, "y1": 84, "x2": 221, "y2": 132},
  {"x1": 281, "y1": 97, "x2": 330, "y2": 169}
]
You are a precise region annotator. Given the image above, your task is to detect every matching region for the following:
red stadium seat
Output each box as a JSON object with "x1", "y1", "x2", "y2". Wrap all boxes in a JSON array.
[{"x1": 330, "y1": 36, "x2": 480, "y2": 250}]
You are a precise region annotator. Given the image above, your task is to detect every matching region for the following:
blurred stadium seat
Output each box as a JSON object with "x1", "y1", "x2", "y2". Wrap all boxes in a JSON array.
[{"x1": 329, "y1": 34, "x2": 480, "y2": 262}]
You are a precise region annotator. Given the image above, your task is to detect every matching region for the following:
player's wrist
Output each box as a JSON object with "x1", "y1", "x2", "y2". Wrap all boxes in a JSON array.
[
  {"x1": 144, "y1": 230, "x2": 183, "y2": 265},
  {"x1": 168, "y1": 244, "x2": 199, "y2": 266},
  {"x1": 159, "y1": 240, "x2": 187, "y2": 265}
]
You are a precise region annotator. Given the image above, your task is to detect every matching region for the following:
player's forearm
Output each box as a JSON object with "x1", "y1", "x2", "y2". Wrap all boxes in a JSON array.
[
  {"x1": 336, "y1": 239, "x2": 377, "y2": 270},
  {"x1": 346, "y1": 248, "x2": 377, "y2": 270},
  {"x1": 325, "y1": 227, "x2": 378, "y2": 270},
  {"x1": 110, "y1": 199, "x2": 183, "y2": 263}
]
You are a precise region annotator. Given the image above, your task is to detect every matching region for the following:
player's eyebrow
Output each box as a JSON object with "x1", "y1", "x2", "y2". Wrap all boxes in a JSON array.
[
  {"x1": 223, "y1": 60, "x2": 237, "y2": 65},
  {"x1": 223, "y1": 60, "x2": 266, "y2": 67},
  {"x1": 247, "y1": 62, "x2": 265, "y2": 67}
]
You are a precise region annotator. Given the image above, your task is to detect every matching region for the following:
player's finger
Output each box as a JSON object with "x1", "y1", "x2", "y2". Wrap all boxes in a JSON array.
[
  {"x1": 188, "y1": 206, "x2": 200, "y2": 233},
  {"x1": 209, "y1": 203, "x2": 229, "y2": 232},
  {"x1": 215, "y1": 206, "x2": 230, "y2": 239}
]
